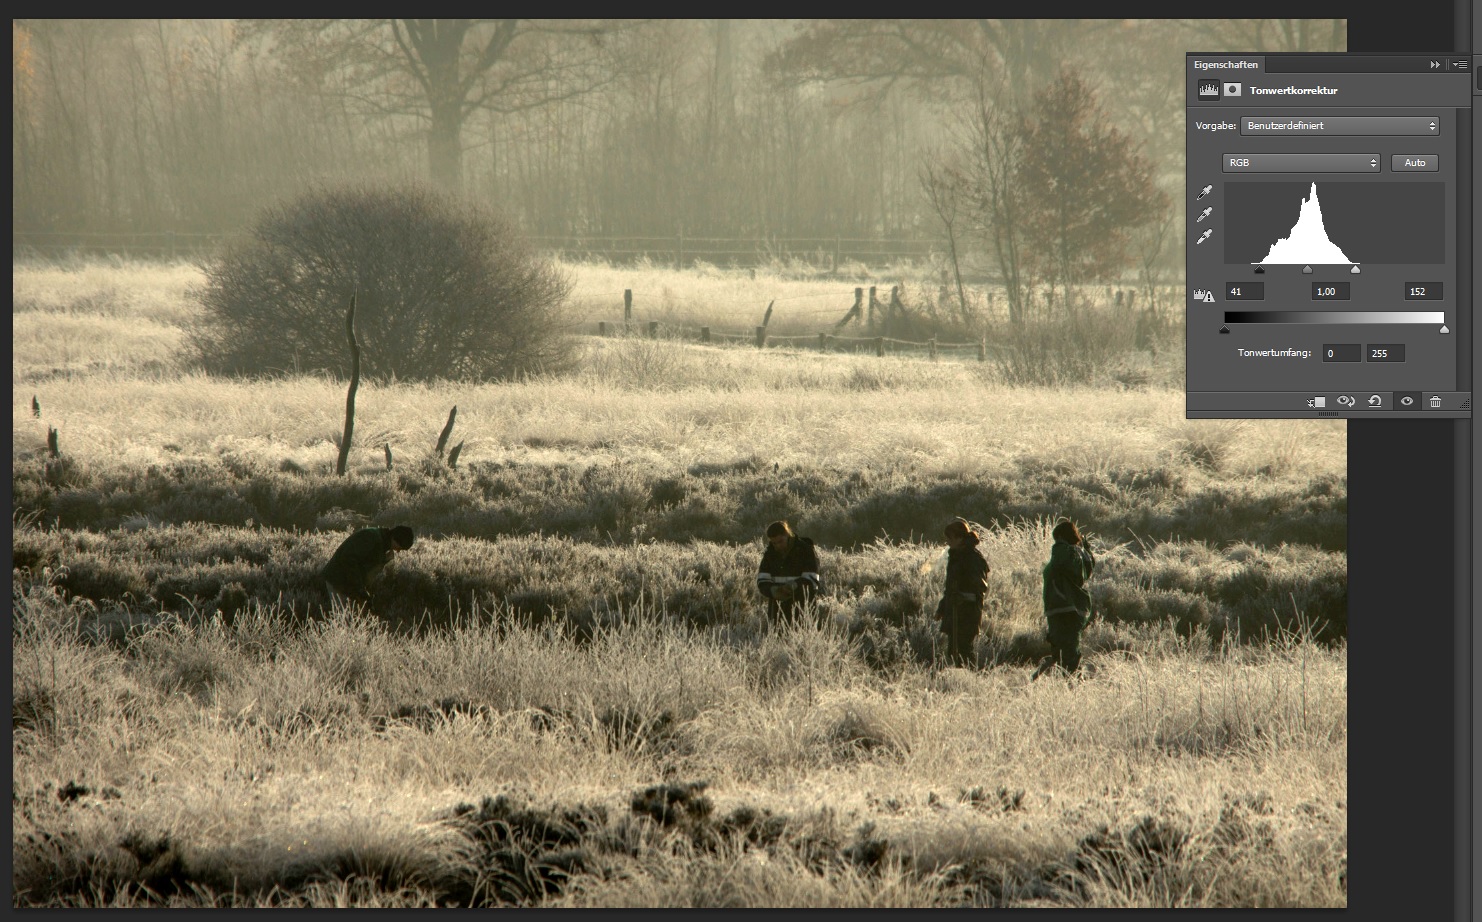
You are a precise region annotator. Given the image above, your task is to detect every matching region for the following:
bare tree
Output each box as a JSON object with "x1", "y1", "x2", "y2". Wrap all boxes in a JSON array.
[
  {"x1": 919, "y1": 157, "x2": 970, "y2": 326},
  {"x1": 1135, "y1": 207, "x2": 1178, "y2": 322},
  {"x1": 1179, "y1": 18, "x2": 1346, "y2": 52},
  {"x1": 703, "y1": 19, "x2": 735, "y2": 160},
  {"x1": 247, "y1": 19, "x2": 619, "y2": 192},
  {"x1": 769, "y1": 19, "x2": 1098, "y2": 109},
  {"x1": 955, "y1": 100, "x2": 1028, "y2": 324}
]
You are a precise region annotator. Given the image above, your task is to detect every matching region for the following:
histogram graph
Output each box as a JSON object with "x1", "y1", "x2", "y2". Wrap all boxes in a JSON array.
[
  {"x1": 1222, "y1": 181, "x2": 1445, "y2": 265},
  {"x1": 1254, "y1": 183, "x2": 1356, "y2": 264}
]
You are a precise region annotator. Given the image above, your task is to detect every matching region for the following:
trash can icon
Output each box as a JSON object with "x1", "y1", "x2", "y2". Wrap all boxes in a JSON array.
[{"x1": 1429, "y1": 395, "x2": 1443, "y2": 408}]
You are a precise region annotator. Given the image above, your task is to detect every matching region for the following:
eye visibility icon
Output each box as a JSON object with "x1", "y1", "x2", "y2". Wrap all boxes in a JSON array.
[{"x1": 1336, "y1": 395, "x2": 1355, "y2": 407}]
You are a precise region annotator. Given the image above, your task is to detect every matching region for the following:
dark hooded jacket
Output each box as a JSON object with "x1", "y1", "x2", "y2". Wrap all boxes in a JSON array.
[
  {"x1": 943, "y1": 544, "x2": 990, "y2": 600},
  {"x1": 757, "y1": 536, "x2": 822, "y2": 600},
  {"x1": 1043, "y1": 539, "x2": 1095, "y2": 615}
]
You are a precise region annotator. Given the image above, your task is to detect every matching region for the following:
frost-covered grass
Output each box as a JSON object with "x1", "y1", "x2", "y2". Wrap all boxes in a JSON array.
[
  {"x1": 14, "y1": 582, "x2": 1345, "y2": 908},
  {"x1": 12, "y1": 258, "x2": 1345, "y2": 907}
]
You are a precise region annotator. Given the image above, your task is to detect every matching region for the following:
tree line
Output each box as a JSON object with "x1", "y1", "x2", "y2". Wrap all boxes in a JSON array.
[{"x1": 13, "y1": 19, "x2": 1342, "y2": 252}]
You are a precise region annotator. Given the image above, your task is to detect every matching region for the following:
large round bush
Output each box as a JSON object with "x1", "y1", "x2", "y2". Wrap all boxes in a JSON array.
[{"x1": 190, "y1": 184, "x2": 573, "y2": 381}]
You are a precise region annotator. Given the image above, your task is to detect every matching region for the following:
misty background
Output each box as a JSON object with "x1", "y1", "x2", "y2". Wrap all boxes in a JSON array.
[{"x1": 13, "y1": 19, "x2": 1344, "y2": 270}]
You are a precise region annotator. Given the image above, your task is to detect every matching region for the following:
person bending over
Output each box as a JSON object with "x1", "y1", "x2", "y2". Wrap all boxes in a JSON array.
[{"x1": 322, "y1": 524, "x2": 414, "y2": 609}]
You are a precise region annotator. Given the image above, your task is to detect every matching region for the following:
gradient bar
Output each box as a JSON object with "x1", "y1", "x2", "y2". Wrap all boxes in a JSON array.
[{"x1": 1223, "y1": 311, "x2": 1446, "y2": 323}]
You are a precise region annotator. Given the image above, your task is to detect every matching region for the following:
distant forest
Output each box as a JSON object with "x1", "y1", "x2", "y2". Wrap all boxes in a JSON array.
[{"x1": 13, "y1": 19, "x2": 1343, "y2": 243}]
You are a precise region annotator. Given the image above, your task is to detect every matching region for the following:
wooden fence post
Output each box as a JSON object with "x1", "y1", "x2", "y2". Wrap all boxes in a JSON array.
[
  {"x1": 701, "y1": 326, "x2": 711, "y2": 343},
  {"x1": 599, "y1": 321, "x2": 608, "y2": 336},
  {"x1": 832, "y1": 237, "x2": 841, "y2": 274},
  {"x1": 648, "y1": 321, "x2": 659, "y2": 339},
  {"x1": 875, "y1": 337, "x2": 884, "y2": 357},
  {"x1": 336, "y1": 294, "x2": 360, "y2": 477},
  {"x1": 756, "y1": 326, "x2": 767, "y2": 349},
  {"x1": 836, "y1": 287, "x2": 864, "y2": 329},
  {"x1": 868, "y1": 286, "x2": 879, "y2": 329},
  {"x1": 436, "y1": 406, "x2": 457, "y2": 458},
  {"x1": 818, "y1": 332, "x2": 826, "y2": 352},
  {"x1": 624, "y1": 289, "x2": 633, "y2": 325},
  {"x1": 929, "y1": 337, "x2": 937, "y2": 360},
  {"x1": 978, "y1": 339, "x2": 987, "y2": 362}
]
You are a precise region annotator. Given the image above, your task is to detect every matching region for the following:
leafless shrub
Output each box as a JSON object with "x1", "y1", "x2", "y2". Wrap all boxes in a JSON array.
[{"x1": 189, "y1": 183, "x2": 575, "y2": 382}]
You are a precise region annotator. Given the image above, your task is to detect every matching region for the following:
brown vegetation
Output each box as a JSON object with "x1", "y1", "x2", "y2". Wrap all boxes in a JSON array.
[{"x1": 12, "y1": 259, "x2": 1345, "y2": 907}]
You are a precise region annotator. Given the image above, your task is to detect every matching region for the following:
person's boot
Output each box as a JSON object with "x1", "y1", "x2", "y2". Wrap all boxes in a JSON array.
[{"x1": 1030, "y1": 655, "x2": 1057, "y2": 681}]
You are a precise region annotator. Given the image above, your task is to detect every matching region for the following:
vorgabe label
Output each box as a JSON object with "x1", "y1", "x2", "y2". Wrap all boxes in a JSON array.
[{"x1": 1193, "y1": 121, "x2": 1238, "y2": 131}]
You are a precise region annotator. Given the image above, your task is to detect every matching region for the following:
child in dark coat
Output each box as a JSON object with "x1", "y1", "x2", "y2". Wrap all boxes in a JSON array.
[
  {"x1": 937, "y1": 518, "x2": 990, "y2": 666},
  {"x1": 1033, "y1": 519, "x2": 1096, "y2": 679}
]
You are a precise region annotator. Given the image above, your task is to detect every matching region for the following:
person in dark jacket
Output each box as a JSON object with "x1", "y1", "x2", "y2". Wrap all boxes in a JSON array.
[
  {"x1": 1033, "y1": 519, "x2": 1096, "y2": 679},
  {"x1": 321, "y1": 524, "x2": 415, "y2": 608},
  {"x1": 936, "y1": 518, "x2": 990, "y2": 667},
  {"x1": 757, "y1": 520, "x2": 822, "y2": 624}
]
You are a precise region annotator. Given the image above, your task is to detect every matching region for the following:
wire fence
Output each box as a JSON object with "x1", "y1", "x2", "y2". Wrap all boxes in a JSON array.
[
  {"x1": 523, "y1": 234, "x2": 939, "y2": 269},
  {"x1": 580, "y1": 279, "x2": 1184, "y2": 364},
  {"x1": 12, "y1": 230, "x2": 947, "y2": 269},
  {"x1": 588, "y1": 317, "x2": 997, "y2": 362},
  {"x1": 12, "y1": 231, "x2": 241, "y2": 260}
]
